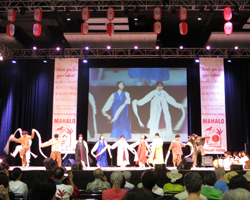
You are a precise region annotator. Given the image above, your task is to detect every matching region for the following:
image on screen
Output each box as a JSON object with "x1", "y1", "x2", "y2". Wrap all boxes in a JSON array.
[{"x1": 87, "y1": 68, "x2": 188, "y2": 142}]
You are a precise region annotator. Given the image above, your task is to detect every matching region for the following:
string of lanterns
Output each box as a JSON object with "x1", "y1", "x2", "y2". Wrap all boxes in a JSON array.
[
  {"x1": 153, "y1": 7, "x2": 162, "y2": 35},
  {"x1": 224, "y1": 6, "x2": 233, "y2": 35}
]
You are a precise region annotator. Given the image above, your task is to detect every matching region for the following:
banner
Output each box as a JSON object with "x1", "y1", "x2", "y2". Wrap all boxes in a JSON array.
[
  {"x1": 52, "y1": 58, "x2": 78, "y2": 153},
  {"x1": 200, "y1": 58, "x2": 227, "y2": 154}
]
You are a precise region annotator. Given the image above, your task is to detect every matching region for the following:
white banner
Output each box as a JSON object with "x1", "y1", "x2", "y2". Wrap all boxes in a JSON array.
[
  {"x1": 200, "y1": 58, "x2": 227, "y2": 154},
  {"x1": 52, "y1": 58, "x2": 78, "y2": 153}
]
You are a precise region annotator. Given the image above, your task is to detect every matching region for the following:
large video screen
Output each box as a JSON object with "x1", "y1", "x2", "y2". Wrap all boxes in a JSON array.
[{"x1": 87, "y1": 68, "x2": 187, "y2": 142}]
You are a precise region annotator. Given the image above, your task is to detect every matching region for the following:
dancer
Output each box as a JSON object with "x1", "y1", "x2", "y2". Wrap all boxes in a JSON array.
[
  {"x1": 102, "y1": 81, "x2": 131, "y2": 140},
  {"x1": 9, "y1": 129, "x2": 35, "y2": 168},
  {"x1": 41, "y1": 133, "x2": 65, "y2": 167},
  {"x1": 148, "y1": 133, "x2": 164, "y2": 165},
  {"x1": 133, "y1": 81, "x2": 184, "y2": 137},
  {"x1": 169, "y1": 134, "x2": 186, "y2": 167},
  {"x1": 130, "y1": 135, "x2": 150, "y2": 168},
  {"x1": 75, "y1": 134, "x2": 89, "y2": 167},
  {"x1": 91, "y1": 135, "x2": 112, "y2": 167},
  {"x1": 111, "y1": 135, "x2": 137, "y2": 167}
]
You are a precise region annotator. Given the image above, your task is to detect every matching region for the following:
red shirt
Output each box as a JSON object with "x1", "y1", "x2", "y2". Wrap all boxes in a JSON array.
[{"x1": 102, "y1": 189, "x2": 128, "y2": 200}]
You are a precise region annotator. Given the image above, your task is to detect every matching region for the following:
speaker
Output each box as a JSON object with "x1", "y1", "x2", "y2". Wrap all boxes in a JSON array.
[
  {"x1": 178, "y1": 157, "x2": 193, "y2": 170},
  {"x1": 154, "y1": 164, "x2": 166, "y2": 171},
  {"x1": 230, "y1": 164, "x2": 243, "y2": 171},
  {"x1": 43, "y1": 158, "x2": 58, "y2": 171},
  {"x1": 71, "y1": 164, "x2": 82, "y2": 171}
]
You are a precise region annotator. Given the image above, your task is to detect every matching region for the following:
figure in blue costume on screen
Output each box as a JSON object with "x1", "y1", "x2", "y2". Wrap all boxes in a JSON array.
[
  {"x1": 102, "y1": 81, "x2": 131, "y2": 140},
  {"x1": 91, "y1": 135, "x2": 112, "y2": 167}
]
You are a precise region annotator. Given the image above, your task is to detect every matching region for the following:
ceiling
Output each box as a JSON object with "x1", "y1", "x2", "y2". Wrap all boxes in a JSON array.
[{"x1": 0, "y1": 1, "x2": 250, "y2": 50}]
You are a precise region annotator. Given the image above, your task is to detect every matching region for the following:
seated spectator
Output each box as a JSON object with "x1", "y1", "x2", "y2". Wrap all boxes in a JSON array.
[
  {"x1": 201, "y1": 171, "x2": 223, "y2": 200},
  {"x1": 224, "y1": 171, "x2": 238, "y2": 184},
  {"x1": 53, "y1": 167, "x2": 79, "y2": 200},
  {"x1": 86, "y1": 168, "x2": 111, "y2": 192},
  {"x1": 122, "y1": 187, "x2": 154, "y2": 200},
  {"x1": 228, "y1": 175, "x2": 249, "y2": 190},
  {"x1": 9, "y1": 168, "x2": 28, "y2": 199},
  {"x1": 221, "y1": 188, "x2": 250, "y2": 200},
  {"x1": 122, "y1": 171, "x2": 135, "y2": 189},
  {"x1": 0, "y1": 172, "x2": 15, "y2": 200},
  {"x1": 50, "y1": 166, "x2": 70, "y2": 185},
  {"x1": 174, "y1": 172, "x2": 207, "y2": 200},
  {"x1": 163, "y1": 169, "x2": 184, "y2": 193},
  {"x1": 214, "y1": 167, "x2": 229, "y2": 194},
  {"x1": 243, "y1": 171, "x2": 250, "y2": 189},
  {"x1": 102, "y1": 171, "x2": 128, "y2": 200}
]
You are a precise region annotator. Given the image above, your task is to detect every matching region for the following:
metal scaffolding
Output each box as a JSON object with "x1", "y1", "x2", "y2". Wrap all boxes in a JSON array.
[{"x1": 0, "y1": 0, "x2": 249, "y2": 12}]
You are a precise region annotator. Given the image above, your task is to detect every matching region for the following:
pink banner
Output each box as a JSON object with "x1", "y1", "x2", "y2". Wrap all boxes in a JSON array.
[
  {"x1": 200, "y1": 58, "x2": 227, "y2": 154},
  {"x1": 52, "y1": 58, "x2": 78, "y2": 153}
]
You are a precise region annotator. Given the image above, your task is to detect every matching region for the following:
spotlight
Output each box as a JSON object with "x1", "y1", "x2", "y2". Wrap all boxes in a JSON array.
[
  {"x1": 206, "y1": 46, "x2": 211, "y2": 50},
  {"x1": 12, "y1": 60, "x2": 16, "y2": 64},
  {"x1": 134, "y1": 45, "x2": 138, "y2": 50},
  {"x1": 93, "y1": 7, "x2": 97, "y2": 15},
  {"x1": 134, "y1": 6, "x2": 139, "y2": 15},
  {"x1": 124, "y1": 7, "x2": 129, "y2": 15},
  {"x1": 134, "y1": 18, "x2": 138, "y2": 21},
  {"x1": 83, "y1": 59, "x2": 88, "y2": 63},
  {"x1": 20, "y1": 6, "x2": 26, "y2": 15},
  {"x1": 43, "y1": 60, "x2": 47, "y2": 63},
  {"x1": 198, "y1": 17, "x2": 202, "y2": 21},
  {"x1": 209, "y1": 6, "x2": 214, "y2": 15},
  {"x1": 33, "y1": 46, "x2": 37, "y2": 50},
  {"x1": 199, "y1": 6, "x2": 204, "y2": 15},
  {"x1": 67, "y1": 18, "x2": 71, "y2": 21},
  {"x1": 195, "y1": 57, "x2": 200, "y2": 63},
  {"x1": 107, "y1": 45, "x2": 111, "y2": 50},
  {"x1": 234, "y1": 4, "x2": 240, "y2": 15},
  {"x1": 65, "y1": 7, "x2": 70, "y2": 16},
  {"x1": 234, "y1": 46, "x2": 239, "y2": 50},
  {"x1": 0, "y1": 54, "x2": 3, "y2": 61},
  {"x1": 227, "y1": 59, "x2": 232, "y2": 63},
  {"x1": 85, "y1": 46, "x2": 89, "y2": 50},
  {"x1": 155, "y1": 46, "x2": 160, "y2": 50},
  {"x1": 179, "y1": 46, "x2": 184, "y2": 49},
  {"x1": 56, "y1": 47, "x2": 60, "y2": 51},
  {"x1": 0, "y1": 159, "x2": 2, "y2": 163},
  {"x1": 171, "y1": 7, "x2": 176, "y2": 14}
]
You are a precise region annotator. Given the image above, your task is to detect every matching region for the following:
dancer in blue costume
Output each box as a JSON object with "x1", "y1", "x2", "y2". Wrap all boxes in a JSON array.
[
  {"x1": 91, "y1": 135, "x2": 112, "y2": 167},
  {"x1": 102, "y1": 81, "x2": 131, "y2": 139}
]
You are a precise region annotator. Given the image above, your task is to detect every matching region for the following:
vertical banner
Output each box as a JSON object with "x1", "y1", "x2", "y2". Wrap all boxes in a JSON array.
[
  {"x1": 52, "y1": 58, "x2": 78, "y2": 153},
  {"x1": 200, "y1": 58, "x2": 227, "y2": 154}
]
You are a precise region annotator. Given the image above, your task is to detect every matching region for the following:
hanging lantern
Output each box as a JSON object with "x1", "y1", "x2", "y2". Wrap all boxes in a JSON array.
[
  {"x1": 107, "y1": 7, "x2": 115, "y2": 21},
  {"x1": 107, "y1": 22, "x2": 114, "y2": 36},
  {"x1": 33, "y1": 23, "x2": 42, "y2": 37},
  {"x1": 6, "y1": 24, "x2": 15, "y2": 37},
  {"x1": 179, "y1": 22, "x2": 188, "y2": 35},
  {"x1": 81, "y1": 22, "x2": 89, "y2": 35},
  {"x1": 153, "y1": 7, "x2": 162, "y2": 21},
  {"x1": 153, "y1": 21, "x2": 162, "y2": 35},
  {"x1": 179, "y1": 7, "x2": 187, "y2": 21},
  {"x1": 7, "y1": 9, "x2": 16, "y2": 22},
  {"x1": 82, "y1": 7, "x2": 89, "y2": 21},
  {"x1": 224, "y1": 22, "x2": 233, "y2": 35},
  {"x1": 223, "y1": 7, "x2": 232, "y2": 21},
  {"x1": 34, "y1": 8, "x2": 42, "y2": 22}
]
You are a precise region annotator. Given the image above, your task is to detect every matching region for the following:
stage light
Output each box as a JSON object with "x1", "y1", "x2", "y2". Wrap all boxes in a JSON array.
[
  {"x1": 134, "y1": 45, "x2": 138, "y2": 50},
  {"x1": 234, "y1": 4, "x2": 240, "y2": 15},
  {"x1": 209, "y1": 6, "x2": 214, "y2": 15},
  {"x1": 43, "y1": 60, "x2": 47, "y2": 63},
  {"x1": 20, "y1": 6, "x2": 26, "y2": 15},
  {"x1": 198, "y1": 17, "x2": 202, "y2": 21},
  {"x1": 134, "y1": 18, "x2": 138, "y2": 21},
  {"x1": 124, "y1": 7, "x2": 129, "y2": 15},
  {"x1": 155, "y1": 46, "x2": 160, "y2": 50},
  {"x1": 83, "y1": 59, "x2": 88, "y2": 63},
  {"x1": 134, "y1": 6, "x2": 139, "y2": 15},
  {"x1": 234, "y1": 46, "x2": 239, "y2": 50},
  {"x1": 195, "y1": 57, "x2": 200, "y2": 63},
  {"x1": 85, "y1": 46, "x2": 89, "y2": 50},
  {"x1": 199, "y1": 6, "x2": 204, "y2": 15},
  {"x1": 67, "y1": 18, "x2": 71, "y2": 21},
  {"x1": 56, "y1": 47, "x2": 60, "y2": 51},
  {"x1": 0, "y1": 54, "x2": 3, "y2": 61},
  {"x1": 206, "y1": 46, "x2": 211, "y2": 50},
  {"x1": 12, "y1": 60, "x2": 16, "y2": 64},
  {"x1": 227, "y1": 59, "x2": 232, "y2": 63},
  {"x1": 0, "y1": 159, "x2": 2, "y2": 163},
  {"x1": 33, "y1": 46, "x2": 37, "y2": 50},
  {"x1": 171, "y1": 7, "x2": 176, "y2": 14},
  {"x1": 179, "y1": 46, "x2": 184, "y2": 49},
  {"x1": 106, "y1": 45, "x2": 111, "y2": 50}
]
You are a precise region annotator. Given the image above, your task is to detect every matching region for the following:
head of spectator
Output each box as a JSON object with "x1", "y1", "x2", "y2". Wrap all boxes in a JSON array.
[
  {"x1": 215, "y1": 167, "x2": 225, "y2": 181},
  {"x1": 166, "y1": 169, "x2": 183, "y2": 183},
  {"x1": 53, "y1": 167, "x2": 64, "y2": 182},
  {"x1": 184, "y1": 172, "x2": 203, "y2": 196},
  {"x1": 155, "y1": 197, "x2": 179, "y2": 200},
  {"x1": 93, "y1": 168, "x2": 104, "y2": 179},
  {"x1": 221, "y1": 188, "x2": 250, "y2": 200},
  {"x1": 228, "y1": 175, "x2": 249, "y2": 190},
  {"x1": 0, "y1": 172, "x2": 10, "y2": 200},
  {"x1": 122, "y1": 187, "x2": 154, "y2": 200},
  {"x1": 11, "y1": 167, "x2": 22, "y2": 181},
  {"x1": 224, "y1": 171, "x2": 238, "y2": 184},
  {"x1": 110, "y1": 171, "x2": 123, "y2": 189},
  {"x1": 141, "y1": 170, "x2": 157, "y2": 191},
  {"x1": 122, "y1": 171, "x2": 132, "y2": 183},
  {"x1": 243, "y1": 171, "x2": 250, "y2": 183},
  {"x1": 204, "y1": 171, "x2": 217, "y2": 186},
  {"x1": 0, "y1": 162, "x2": 9, "y2": 177}
]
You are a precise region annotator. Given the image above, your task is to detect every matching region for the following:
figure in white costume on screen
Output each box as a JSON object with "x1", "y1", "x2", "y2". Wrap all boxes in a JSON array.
[
  {"x1": 133, "y1": 81, "x2": 184, "y2": 137},
  {"x1": 88, "y1": 92, "x2": 97, "y2": 139}
]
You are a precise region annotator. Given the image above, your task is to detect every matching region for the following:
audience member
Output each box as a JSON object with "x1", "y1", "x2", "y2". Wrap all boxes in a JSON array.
[
  {"x1": 50, "y1": 166, "x2": 70, "y2": 185},
  {"x1": 122, "y1": 187, "x2": 154, "y2": 200},
  {"x1": 174, "y1": 172, "x2": 207, "y2": 200},
  {"x1": 102, "y1": 171, "x2": 128, "y2": 200},
  {"x1": 214, "y1": 167, "x2": 228, "y2": 194},
  {"x1": 156, "y1": 197, "x2": 179, "y2": 200},
  {"x1": 228, "y1": 175, "x2": 249, "y2": 190},
  {"x1": 122, "y1": 171, "x2": 135, "y2": 189},
  {"x1": 221, "y1": 188, "x2": 250, "y2": 200},
  {"x1": 9, "y1": 168, "x2": 28, "y2": 199},
  {"x1": 243, "y1": 171, "x2": 250, "y2": 189},
  {"x1": 163, "y1": 169, "x2": 184, "y2": 193},
  {"x1": 86, "y1": 168, "x2": 111, "y2": 192},
  {"x1": 0, "y1": 172, "x2": 15, "y2": 200},
  {"x1": 224, "y1": 171, "x2": 238, "y2": 184},
  {"x1": 53, "y1": 167, "x2": 79, "y2": 200}
]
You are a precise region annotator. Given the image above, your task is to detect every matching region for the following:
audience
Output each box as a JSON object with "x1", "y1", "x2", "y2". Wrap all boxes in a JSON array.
[
  {"x1": 224, "y1": 171, "x2": 238, "y2": 184},
  {"x1": 122, "y1": 171, "x2": 135, "y2": 189},
  {"x1": 86, "y1": 168, "x2": 111, "y2": 192},
  {"x1": 0, "y1": 172, "x2": 15, "y2": 200},
  {"x1": 214, "y1": 167, "x2": 228, "y2": 194},
  {"x1": 228, "y1": 175, "x2": 249, "y2": 190},
  {"x1": 183, "y1": 172, "x2": 203, "y2": 200},
  {"x1": 243, "y1": 171, "x2": 250, "y2": 188},
  {"x1": 122, "y1": 187, "x2": 154, "y2": 200},
  {"x1": 221, "y1": 188, "x2": 250, "y2": 200},
  {"x1": 163, "y1": 169, "x2": 184, "y2": 193},
  {"x1": 9, "y1": 168, "x2": 28, "y2": 200},
  {"x1": 102, "y1": 171, "x2": 128, "y2": 200}
]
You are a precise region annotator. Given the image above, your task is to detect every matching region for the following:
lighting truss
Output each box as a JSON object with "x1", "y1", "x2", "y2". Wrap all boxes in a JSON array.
[{"x1": 0, "y1": 0, "x2": 249, "y2": 12}]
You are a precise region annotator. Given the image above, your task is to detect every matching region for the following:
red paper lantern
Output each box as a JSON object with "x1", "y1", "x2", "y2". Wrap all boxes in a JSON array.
[
  {"x1": 153, "y1": 7, "x2": 162, "y2": 21},
  {"x1": 33, "y1": 23, "x2": 42, "y2": 37},
  {"x1": 34, "y1": 8, "x2": 42, "y2": 22},
  {"x1": 153, "y1": 21, "x2": 162, "y2": 35},
  {"x1": 224, "y1": 22, "x2": 233, "y2": 35},
  {"x1": 82, "y1": 7, "x2": 89, "y2": 21},
  {"x1": 223, "y1": 7, "x2": 232, "y2": 21},
  {"x1": 179, "y1": 7, "x2": 187, "y2": 21},
  {"x1": 6, "y1": 24, "x2": 15, "y2": 37},
  {"x1": 107, "y1": 22, "x2": 114, "y2": 36},
  {"x1": 179, "y1": 22, "x2": 188, "y2": 35},
  {"x1": 81, "y1": 22, "x2": 89, "y2": 35},
  {"x1": 7, "y1": 9, "x2": 16, "y2": 22},
  {"x1": 107, "y1": 7, "x2": 115, "y2": 21}
]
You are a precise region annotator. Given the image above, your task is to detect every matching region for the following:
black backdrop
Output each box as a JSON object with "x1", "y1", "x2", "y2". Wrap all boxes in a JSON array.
[{"x1": 0, "y1": 58, "x2": 250, "y2": 166}]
